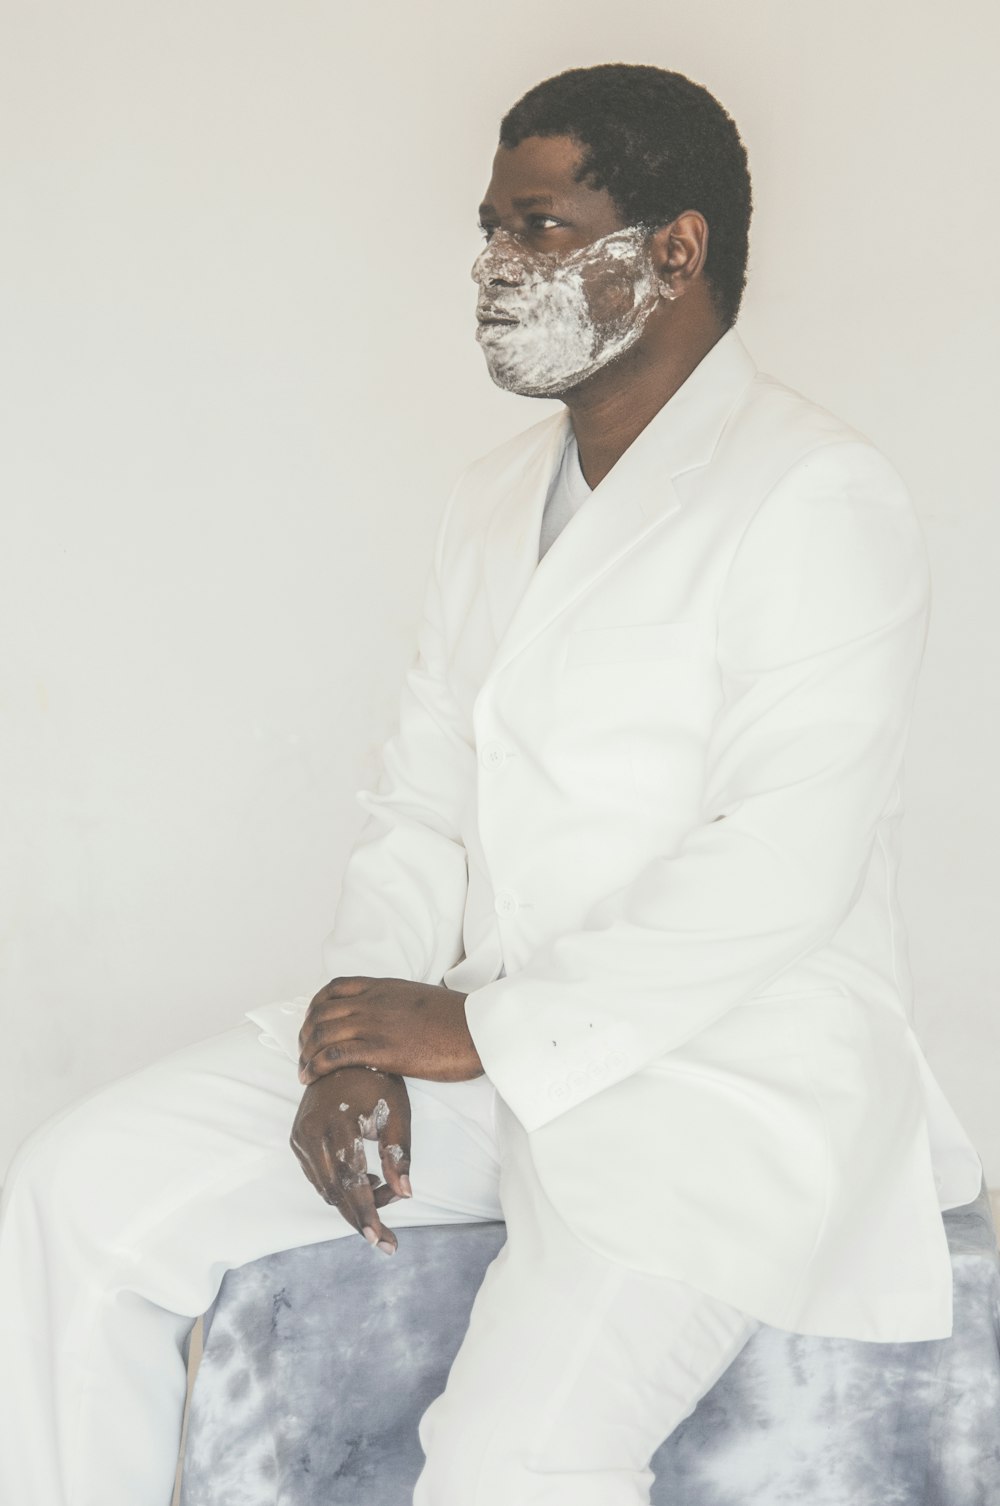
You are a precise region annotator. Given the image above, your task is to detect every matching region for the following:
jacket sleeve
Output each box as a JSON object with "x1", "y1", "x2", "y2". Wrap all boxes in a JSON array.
[
  {"x1": 320, "y1": 492, "x2": 475, "y2": 986},
  {"x1": 463, "y1": 441, "x2": 932, "y2": 1132}
]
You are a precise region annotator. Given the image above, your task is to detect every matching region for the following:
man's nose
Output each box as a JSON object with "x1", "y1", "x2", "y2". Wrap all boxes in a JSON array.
[{"x1": 471, "y1": 230, "x2": 526, "y2": 287}]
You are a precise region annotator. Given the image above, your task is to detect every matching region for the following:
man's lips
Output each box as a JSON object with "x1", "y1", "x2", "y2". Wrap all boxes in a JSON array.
[{"x1": 476, "y1": 310, "x2": 519, "y2": 326}]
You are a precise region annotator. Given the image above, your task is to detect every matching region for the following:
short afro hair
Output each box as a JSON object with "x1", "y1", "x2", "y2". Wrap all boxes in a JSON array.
[{"x1": 500, "y1": 64, "x2": 752, "y2": 328}]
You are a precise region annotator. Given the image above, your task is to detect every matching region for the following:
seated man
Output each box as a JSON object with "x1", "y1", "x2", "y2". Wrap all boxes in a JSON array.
[{"x1": 0, "y1": 63, "x2": 982, "y2": 1506}]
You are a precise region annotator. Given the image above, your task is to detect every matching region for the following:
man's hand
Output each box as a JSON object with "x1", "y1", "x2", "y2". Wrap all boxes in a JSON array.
[
  {"x1": 290, "y1": 1066, "x2": 412, "y2": 1255},
  {"x1": 298, "y1": 976, "x2": 483, "y2": 1086}
]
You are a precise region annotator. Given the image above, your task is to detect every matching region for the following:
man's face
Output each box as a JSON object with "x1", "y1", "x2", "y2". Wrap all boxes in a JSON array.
[{"x1": 473, "y1": 135, "x2": 661, "y2": 399}]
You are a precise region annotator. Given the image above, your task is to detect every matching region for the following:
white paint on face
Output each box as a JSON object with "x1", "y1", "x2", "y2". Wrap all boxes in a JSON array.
[{"x1": 472, "y1": 225, "x2": 660, "y2": 398}]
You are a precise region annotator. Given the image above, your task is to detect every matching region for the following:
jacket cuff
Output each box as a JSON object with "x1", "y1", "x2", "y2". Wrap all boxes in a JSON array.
[{"x1": 464, "y1": 979, "x2": 637, "y2": 1133}]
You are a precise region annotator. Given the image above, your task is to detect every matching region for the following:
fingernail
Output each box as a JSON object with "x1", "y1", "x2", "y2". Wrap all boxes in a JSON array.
[
  {"x1": 362, "y1": 1226, "x2": 379, "y2": 1246},
  {"x1": 400, "y1": 1175, "x2": 413, "y2": 1198},
  {"x1": 377, "y1": 1240, "x2": 396, "y2": 1256}
]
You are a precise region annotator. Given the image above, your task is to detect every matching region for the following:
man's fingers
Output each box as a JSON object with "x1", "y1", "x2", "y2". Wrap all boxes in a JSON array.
[
  {"x1": 290, "y1": 1145, "x2": 329, "y2": 1203},
  {"x1": 372, "y1": 1183, "x2": 404, "y2": 1208},
  {"x1": 289, "y1": 1122, "x2": 342, "y2": 1206},
  {"x1": 341, "y1": 1176, "x2": 398, "y2": 1254},
  {"x1": 376, "y1": 1136, "x2": 412, "y2": 1199},
  {"x1": 302, "y1": 977, "x2": 366, "y2": 1022},
  {"x1": 367, "y1": 1173, "x2": 405, "y2": 1210},
  {"x1": 290, "y1": 1068, "x2": 409, "y2": 1253},
  {"x1": 324, "y1": 976, "x2": 367, "y2": 997},
  {"x1": 299, "y1": 1044, "x2": 357, "y2": 1084},
  {"x1": 329, "y1": 1135, "x2": 398, "y2": 1255},
  {"x1": 299, "y1": 1008, "x2": 358, "y2": 1055},
  {"x1": 377, "y1": 1101, "x2": 412, "y2": 1199},
  {"x1": 298, "y1": 1023, "x2": 356, "y2": 1077}
]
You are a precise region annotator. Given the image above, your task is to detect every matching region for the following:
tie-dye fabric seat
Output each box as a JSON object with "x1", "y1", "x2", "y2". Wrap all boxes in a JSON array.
[{"x1": 180, "y1": 1186, "x2": 1000, "y2": 1505}]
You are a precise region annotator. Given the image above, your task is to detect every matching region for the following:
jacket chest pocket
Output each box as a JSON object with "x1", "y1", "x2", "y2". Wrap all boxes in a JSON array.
[
  {"x1": 564, "y1": 621, "x2": 699, "y2": 667},
  {"x1": 561, "y1": 622, "x2": 713, "y2": 726}
]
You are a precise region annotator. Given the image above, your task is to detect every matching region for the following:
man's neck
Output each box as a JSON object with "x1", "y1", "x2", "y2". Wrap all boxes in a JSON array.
[{"x1": 566, "y1": 325, "x2": 725, "y2": 490}]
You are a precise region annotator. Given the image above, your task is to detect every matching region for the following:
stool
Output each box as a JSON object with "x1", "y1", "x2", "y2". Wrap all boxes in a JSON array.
[{"x1": 180, "y1": 1186, "x2": 1000, "y2": 1505}]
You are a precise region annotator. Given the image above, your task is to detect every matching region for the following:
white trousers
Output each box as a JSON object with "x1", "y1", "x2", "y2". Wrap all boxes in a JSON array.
[{"x1": 0, "y1": 1021, "x2": 758, "y2": 1506}]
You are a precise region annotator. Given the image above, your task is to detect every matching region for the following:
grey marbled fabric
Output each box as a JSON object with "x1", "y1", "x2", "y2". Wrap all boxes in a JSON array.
[{"x1": 181, "y1": 1188, "x2": 1000, "y2": 1505}]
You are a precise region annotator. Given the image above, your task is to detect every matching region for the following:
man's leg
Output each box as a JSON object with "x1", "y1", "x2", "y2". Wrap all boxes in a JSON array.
[
  {"x1": 0, "y1": 1021, "x2": 502, "y2": 1506},
  {"x1": 415, "y1": 1095, "x2": 758, "y2": 1506}
]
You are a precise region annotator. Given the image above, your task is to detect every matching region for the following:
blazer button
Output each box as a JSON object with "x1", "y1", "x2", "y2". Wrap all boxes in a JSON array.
[
  {"x1": 494, "y1": 892, "x2": 519, "y2": 917},
  {"x1": 480, "y1": 740, "x2": 507, "y2": 769}
]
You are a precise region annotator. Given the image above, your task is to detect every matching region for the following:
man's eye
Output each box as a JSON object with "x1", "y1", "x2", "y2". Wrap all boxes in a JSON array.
[{"x1": 477, "y1": 217, "x2": 562, "y2": 242}]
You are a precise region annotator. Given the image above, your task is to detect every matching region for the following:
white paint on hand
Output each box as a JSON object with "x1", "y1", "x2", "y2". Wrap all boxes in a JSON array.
[
  {"x1": 385, "y1": 1143, "x2": 405, "y2": 1164},
  {"x1": 339, "y1": 1135, "x2": 369, "y2": 1189},
  {"x1": 357, "y1": 1098, "x2": 390, "y2": 1137},
  {"x1": 336, "y1": 1135, "x2": 366, "y2": 1167}
]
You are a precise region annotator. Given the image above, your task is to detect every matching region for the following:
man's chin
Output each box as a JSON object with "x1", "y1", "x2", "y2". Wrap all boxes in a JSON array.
[{"x1": 481, "y1": 358, "x2": 575, "y2": 402}]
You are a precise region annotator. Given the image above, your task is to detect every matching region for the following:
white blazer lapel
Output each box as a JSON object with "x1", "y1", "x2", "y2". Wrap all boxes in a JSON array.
[
  {"x1": 481, "y1": 411, "x2": 569, "y2": 645},
  {"x1": 489, "y1": 330, "x2": 758, "y2": 675}
]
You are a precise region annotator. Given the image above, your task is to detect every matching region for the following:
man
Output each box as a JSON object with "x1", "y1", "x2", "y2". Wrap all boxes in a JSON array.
[{"x1": 0, "y1": 63, "x2": 982, "y2": 1506}]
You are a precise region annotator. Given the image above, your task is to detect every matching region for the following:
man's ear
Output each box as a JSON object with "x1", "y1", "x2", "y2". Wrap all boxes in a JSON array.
[{"x1": 649, "y1": 211, "x2": 710, "y2": 294}]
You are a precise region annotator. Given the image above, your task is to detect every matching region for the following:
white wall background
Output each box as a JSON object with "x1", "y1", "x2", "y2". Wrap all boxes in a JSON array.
[{"x1": 2, "y1": 0, "x2": 997, "y2": 1182}]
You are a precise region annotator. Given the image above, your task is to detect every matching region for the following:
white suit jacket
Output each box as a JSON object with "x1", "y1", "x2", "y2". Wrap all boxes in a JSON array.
[{"x1": 251, "y1": 331, "x2": 982, "y2": 1341}]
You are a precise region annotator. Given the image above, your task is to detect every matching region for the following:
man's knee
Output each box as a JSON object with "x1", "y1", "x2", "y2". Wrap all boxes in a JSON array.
[
  {"x1": 1, "y1": 1082, "x2": 140, "y2": 1241},
  {"x1": 416, "y1": 1399, "x2": 647, "y2": 1506},
  {"x1": 415, "y1": 1388, "x2": 528, "y2": 1506},
  {"x1": 4, "y1": 1104, "x2": 80, "y2": 1209}
]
